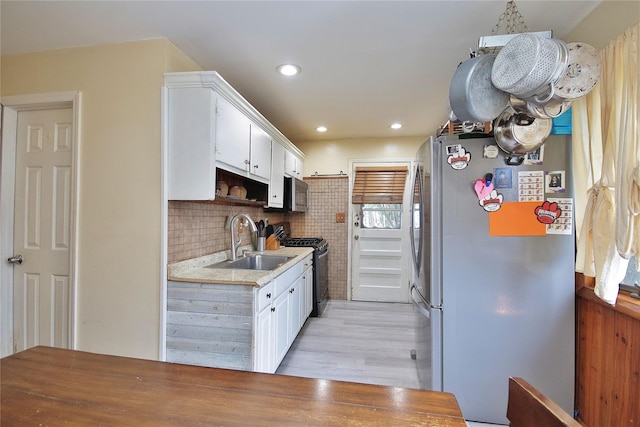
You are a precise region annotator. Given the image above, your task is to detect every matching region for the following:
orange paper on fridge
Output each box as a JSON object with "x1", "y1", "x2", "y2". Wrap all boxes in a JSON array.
[{"x1": 489, "y1": 202, "x2": 546, "y2": 236}]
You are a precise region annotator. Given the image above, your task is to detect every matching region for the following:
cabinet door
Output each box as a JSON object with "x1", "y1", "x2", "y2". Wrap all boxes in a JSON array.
[
  {"x1": 167, "y1": 87, "x2": 217, "y2": 200},
  {"x1": 268, "y1": 142, "x2": 285, "y2": 208},
  {"x1": 285, "y1": 149, "x2": 304, "y2": 179},
  {"x1": 288, "y1": 278, "x2": 303, "y2": 340},
  {"x1": 284, "y1": 149, "x2": 297, "y2": 177},
  {"x1": 295, "y1": 156, "x2": 304, "y2": 179},
  {"x1": 216, "y1": 97, "x2": 251, "y2": 172},
  {"x1": 273, "y1": 291, "x2": 290, "y2": 366},
  {"x1": 254, "y1": 306, "x2": 273, "y2": 373},
  {"x1": 249, "y1": 124, "x2": 272, "y2": 181}
]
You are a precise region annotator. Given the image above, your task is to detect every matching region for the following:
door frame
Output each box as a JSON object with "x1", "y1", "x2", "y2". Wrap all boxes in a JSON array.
[
  {"x1": 0, "y1": 91, "x2": 81, "y2": 357},
  {"x1": 347, "y1": 158, "x2": 413, "y2": 302}
]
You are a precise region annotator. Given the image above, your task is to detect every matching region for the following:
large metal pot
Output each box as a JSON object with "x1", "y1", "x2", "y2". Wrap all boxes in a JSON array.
[
  {"x1": 509, "y1": 95, "x2": 572, "y2": 119},
  {"x1": 493, "y1": 107, "x2": 552, "y2": 165},
  {"x1": 449, "y1": 54, "x2": 509, "y2": 123},
  {"x1": 491, "y1": 33, "x2": 569, "y2": 102}
]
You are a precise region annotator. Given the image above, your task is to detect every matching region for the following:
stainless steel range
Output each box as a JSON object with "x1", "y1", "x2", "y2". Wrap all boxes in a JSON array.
[{"x1": 276, "y1": 227, "x2": 328, "y2": 317}]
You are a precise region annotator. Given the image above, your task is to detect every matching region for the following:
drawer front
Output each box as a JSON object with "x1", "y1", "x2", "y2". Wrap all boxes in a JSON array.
[
  {"x1": 274, "y1": 261, "x2": 304, "y2": 296},
  {"x1": 257, "y1": 281, "x2": 275, "y2": 312}
]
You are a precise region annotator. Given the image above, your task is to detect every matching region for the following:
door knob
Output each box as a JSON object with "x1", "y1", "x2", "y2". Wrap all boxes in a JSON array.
[{"x1": 8, "y1": 254, "x2": 23, "y2": 265}]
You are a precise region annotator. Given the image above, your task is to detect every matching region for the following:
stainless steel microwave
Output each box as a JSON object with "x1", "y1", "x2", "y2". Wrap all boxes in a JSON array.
[{"x1": 285, "y1": 177, "x2": 308, "y2": 212}]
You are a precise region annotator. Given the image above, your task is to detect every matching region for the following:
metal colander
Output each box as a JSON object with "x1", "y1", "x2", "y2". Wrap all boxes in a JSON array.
[{"x1": 491, "y1": 33, "x2": 568, "y2": 98}]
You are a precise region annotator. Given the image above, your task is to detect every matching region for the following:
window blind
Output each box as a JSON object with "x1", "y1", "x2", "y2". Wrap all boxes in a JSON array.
[{"x1": 352, "y1": 166, "x2": 408, "y2": 204}]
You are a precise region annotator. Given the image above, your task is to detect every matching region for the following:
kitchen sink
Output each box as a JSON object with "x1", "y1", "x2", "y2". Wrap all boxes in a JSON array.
[{"x1": 205, "y1": 254, "x2": 294, "y2": 271}]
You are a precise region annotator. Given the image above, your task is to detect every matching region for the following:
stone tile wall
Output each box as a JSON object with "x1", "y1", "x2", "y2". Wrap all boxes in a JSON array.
[
  {"x1": 290, "y1": 177, "x2": 348, "y2": 300},
  {"x1": 168, "y1": 176, "x2": 349, "y2": 299},
  {"x1": 168, "y1": 202, "x2": 282, "y2": 264}
]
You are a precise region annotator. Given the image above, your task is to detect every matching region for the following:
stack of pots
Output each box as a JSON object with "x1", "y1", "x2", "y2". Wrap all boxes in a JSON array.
[{"x1": 488, "y1": 33, "x2": 601, "y2": 162}]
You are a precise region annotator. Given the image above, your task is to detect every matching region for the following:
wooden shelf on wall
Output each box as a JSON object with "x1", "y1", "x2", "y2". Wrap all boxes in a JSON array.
[
  {"x1": 205, "y1": 196, "x2": 267, "y2": 207},
  {"x1": 214, "y1": 168, "x2": 268, "y2": 207}
]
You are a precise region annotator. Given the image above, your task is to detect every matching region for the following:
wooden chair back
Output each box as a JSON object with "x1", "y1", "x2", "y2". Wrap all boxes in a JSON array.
[{"x1": 507, "y1": 377, "x2": 581, "y2": 427}]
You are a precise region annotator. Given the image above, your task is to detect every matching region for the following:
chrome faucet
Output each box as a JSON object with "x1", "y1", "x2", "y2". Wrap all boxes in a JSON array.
[{"x1": 229, "y1": 213, "x2": 258, "y2": 260}]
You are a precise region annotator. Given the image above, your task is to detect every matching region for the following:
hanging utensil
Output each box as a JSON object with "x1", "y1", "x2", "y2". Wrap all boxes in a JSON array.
[
  {"x1": 509, "y1": 95, "x2": 572, "y2": 120},
  {"x1": 553, "y1": 41, "x2": 602, "y2": 99},
  {"x1": 449, "y1": 54, "x2": 510, "y2": 123},
  {"x1": 491, "y1": 33, "x2": 569, "y2": 102},
  {"x1": 493, "y1": 107, "x2": 552, "y2": 165}
]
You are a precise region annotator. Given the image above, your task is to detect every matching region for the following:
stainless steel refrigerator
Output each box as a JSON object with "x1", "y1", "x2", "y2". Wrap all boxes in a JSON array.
[{"x1": 410, "y1": 134, "x2": 575, "y2": 424}]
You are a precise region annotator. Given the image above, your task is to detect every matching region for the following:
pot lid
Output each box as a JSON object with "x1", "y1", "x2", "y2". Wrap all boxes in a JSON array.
[{"x1": 554, "y1": 42, "x2": 601, "y2": 99}]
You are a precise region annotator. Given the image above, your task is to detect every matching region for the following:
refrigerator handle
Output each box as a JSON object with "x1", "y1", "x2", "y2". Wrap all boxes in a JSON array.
[{"x1": 410, "y1": 284, "x2": 431, "y2": 319}]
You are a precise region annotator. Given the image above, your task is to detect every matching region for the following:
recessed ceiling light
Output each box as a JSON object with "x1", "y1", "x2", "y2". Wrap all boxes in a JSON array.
[
  {"x1": 277, "y1": 64, "x2": 301, "y2": 76},
  {"x1": 390, "y1": 123, "x2": 402, "y2": 130},
  {"x1": 316, "y1": 126, "x2": 327, "y2": 133}
]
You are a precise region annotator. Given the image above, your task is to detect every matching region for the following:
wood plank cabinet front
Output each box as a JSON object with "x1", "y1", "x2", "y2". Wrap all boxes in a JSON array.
[{"x1": 166, "y1": 255, "x2": 312, "y2": 374}]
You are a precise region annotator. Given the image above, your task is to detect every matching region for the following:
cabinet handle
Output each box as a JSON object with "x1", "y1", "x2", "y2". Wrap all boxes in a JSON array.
[
  {"x1": 266, "y1": 293, "x2": 271, "y2": 299},
  {"x1": 290, "y1": 288, "x2": 295, "y2": 293},
  {"x1": 271, "y1": 307, "x2": 275, "y2": 312},
  {"x1": 302, "y1": 276, "x2": 306, "y2": 279},
  {"x1": 245, "y1": 159, "x2": 250, "y2": 165},
  {"x1": 273, "y1": 194, "x2": 277, "y2": 198},
  {"x1": 254, "y1": 165, "x2": 259, "y2": 169}
]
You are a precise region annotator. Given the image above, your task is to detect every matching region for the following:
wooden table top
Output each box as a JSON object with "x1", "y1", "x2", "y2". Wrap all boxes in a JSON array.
[{"x1": 1, "y1": 346, "x2": 466, "y2": 426}]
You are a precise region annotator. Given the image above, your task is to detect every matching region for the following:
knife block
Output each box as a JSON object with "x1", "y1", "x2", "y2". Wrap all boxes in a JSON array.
[{"x1": 266, "y1": 235, "x2": 280, "y2": 250}]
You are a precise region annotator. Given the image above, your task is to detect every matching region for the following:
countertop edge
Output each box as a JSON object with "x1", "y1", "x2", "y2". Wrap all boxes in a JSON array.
[{"x1": 167, "y1": 247, "x2": 314, "y2": 287}]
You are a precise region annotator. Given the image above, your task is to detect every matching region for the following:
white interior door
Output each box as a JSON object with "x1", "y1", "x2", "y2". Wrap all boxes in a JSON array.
[
  {"x1": 11, "y1": 107, "x2": 73, "y2": 352},
  {"x1": 350, "y1": 161, "x2": 412, "y2": 302}
]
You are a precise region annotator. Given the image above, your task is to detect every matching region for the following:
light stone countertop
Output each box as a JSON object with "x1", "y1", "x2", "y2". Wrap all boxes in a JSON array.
[{"x1": 167, "y1": 246, "x2": 314, "y2": 287}]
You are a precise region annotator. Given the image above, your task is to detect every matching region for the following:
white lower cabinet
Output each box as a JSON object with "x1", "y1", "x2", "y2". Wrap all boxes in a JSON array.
[
  {"x1": 253, "y1": 254, "x2": 312, "y2": 373},
  {"x1": 166, "y1": 255, "x2": 313, "y2": 374},
  {"x1": 272, "y1": 290, "x2": 290, "y2": 369}
]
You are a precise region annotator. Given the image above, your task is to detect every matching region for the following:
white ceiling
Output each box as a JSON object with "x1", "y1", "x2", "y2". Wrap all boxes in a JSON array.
[{"x1": 1, "y1": 1, "x2": 601, "y2": 144}]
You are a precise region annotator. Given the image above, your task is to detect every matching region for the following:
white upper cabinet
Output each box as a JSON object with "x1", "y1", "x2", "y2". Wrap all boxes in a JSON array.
[
  {"x1": 216, "y1": 96, "x2": 251, "y2": 174},
  {"x1": 269, "y1": 142, "x2": 285, "y2": 208},
  {"x1": 164, "y1": 71, "x2": 304, "y2": 201},
  {"x1": 249, "y1": 124, "x2": 272, "y2": 181},
  {"x1": 284, "y1": 149, "x2": 303, "y2": 179},
  {"x1": 166, "y1": 87, "x2": 217, "y2": 200}
]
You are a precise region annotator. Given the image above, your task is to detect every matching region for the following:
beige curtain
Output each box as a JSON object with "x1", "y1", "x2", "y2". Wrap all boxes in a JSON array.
[{"x1": 574, "y1": 23, "x2": 639, "y2": 305}]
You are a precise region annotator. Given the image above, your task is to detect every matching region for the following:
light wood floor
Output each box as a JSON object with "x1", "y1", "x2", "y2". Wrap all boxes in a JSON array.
[
  {"x1": 276, "y1": 299, "x2": 420, "y2": 389},
  {"x1": 277, "y1": 300, "x2": 506, "y2": 426}
]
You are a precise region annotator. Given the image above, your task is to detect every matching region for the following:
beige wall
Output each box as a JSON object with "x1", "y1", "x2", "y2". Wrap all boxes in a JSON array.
[
  {"x1": 296, "y1": 136, "x2": 425, "y2": 177},
  {"x1": 1, "y1": 38, "x2": 201, "y2": 360},
  {"x1": 566, "y1": 1, "x2": 639, "y2": 48}
]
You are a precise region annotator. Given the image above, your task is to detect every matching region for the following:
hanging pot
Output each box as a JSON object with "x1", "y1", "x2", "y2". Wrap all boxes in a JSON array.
[
  {"x1": 493, "y1": 107, "x2": 552, "y2": 165},
  {"x1": 509, "y1": 95, "x2": 572, "y2": 119},
  {"x1": 491, "y1": 33, "x2": 569, "y2": 102},
  {"x1": 449, "y1": 54, "x2": 510, "y2": 123}
]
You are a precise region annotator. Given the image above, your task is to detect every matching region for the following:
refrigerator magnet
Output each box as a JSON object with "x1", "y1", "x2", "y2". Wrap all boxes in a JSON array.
[
  {"x1": 483, "y1": 145, "x2": 499, "y2": 159},
  {"x1": 534, "y1": 201, "x2": 562, "y2": 224},
  {"x1": 494, "y1": 168, "x2": 512, "y2": 189},
  {"x1": 546, "y1": 171, "x2": 566, "y2": 193},
  {"x1": 474, "y1": 178, "x2": 494, "y2": 200},
  {"x1": 478, "y1": 189, "x2": 503, "y2": 212},
  {"x1": 446, "y1": 145, "x2": 471, "y2": 170},
  {"x1": 523, "y1": 146, "x2": 544, "y2": 165}
]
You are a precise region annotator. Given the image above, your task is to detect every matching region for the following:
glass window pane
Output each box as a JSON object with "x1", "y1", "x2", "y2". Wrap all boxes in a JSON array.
[
  {"x1": 360, "y1": 204, "x2": 402, "y2": 229},
  {"x1": 620, "y1": 256, "x2": 639, "y2": 294}
]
